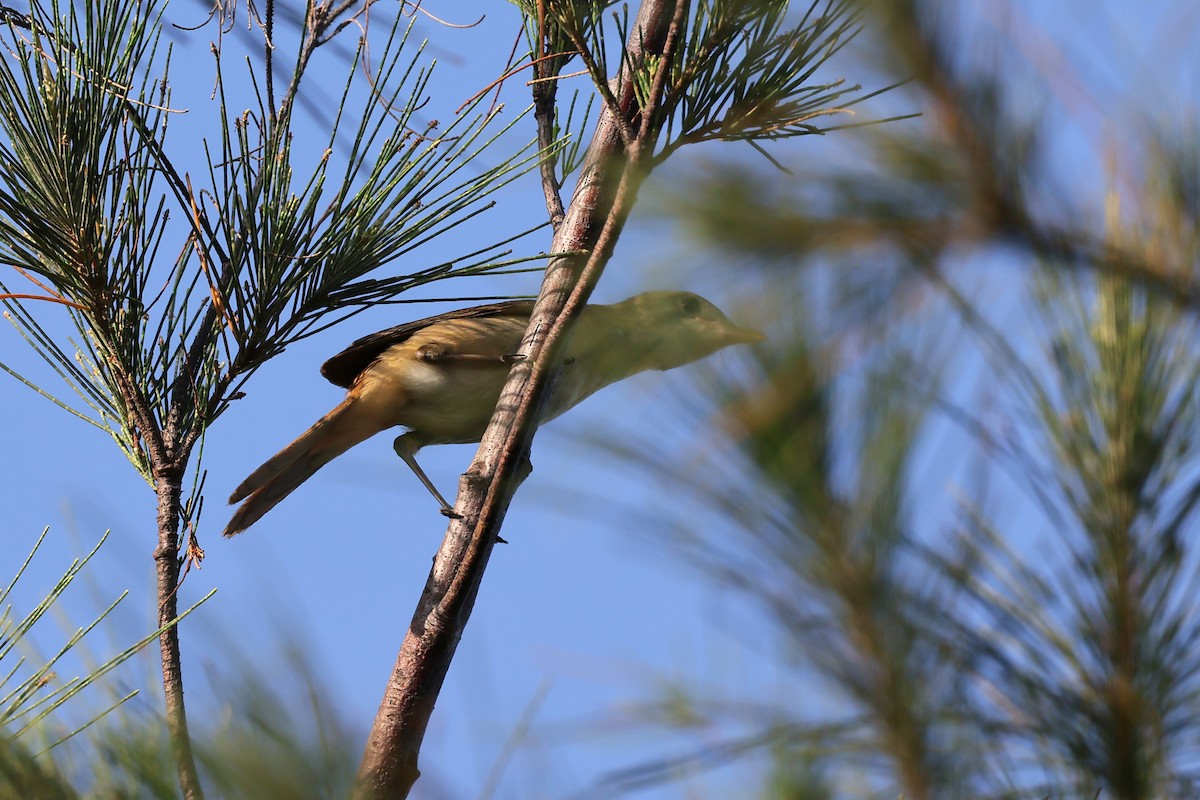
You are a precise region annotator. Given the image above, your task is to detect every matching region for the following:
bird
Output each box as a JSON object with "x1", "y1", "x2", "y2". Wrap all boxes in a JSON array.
[{"x1": 223, "y1": 290, "x2": 764, "y2": 536}]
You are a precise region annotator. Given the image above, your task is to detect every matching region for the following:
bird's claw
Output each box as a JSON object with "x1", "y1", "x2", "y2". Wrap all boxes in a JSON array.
[{"x1": 501, "y1": 353, "x2": 527, "y2": 363}]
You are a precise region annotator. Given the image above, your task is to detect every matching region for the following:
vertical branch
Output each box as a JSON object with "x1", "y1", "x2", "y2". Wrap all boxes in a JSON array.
[
  {"x1": 153, "y1": 466, "x2": 204, "y2": 800},
  {"x1": 95, "y1": 312, "x2": 206, "y2": 797},
  {"x1": 533, "y1": 0, "x2": 565, "y2": 227},
  {"x1": 354, "y1": 1, "x2": 686, "y2": 796}
]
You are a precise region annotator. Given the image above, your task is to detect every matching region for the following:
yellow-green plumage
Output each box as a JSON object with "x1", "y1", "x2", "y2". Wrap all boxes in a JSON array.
[{"x1": 224, "y1": 291, "x2": 763, "y2": 536}]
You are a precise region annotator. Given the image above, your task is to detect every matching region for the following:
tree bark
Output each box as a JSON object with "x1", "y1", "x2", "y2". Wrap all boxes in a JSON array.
[
  {"x1": 354, "y1": 1, "x2": 683, "y2": 796},
  {"x1": 154, "y1": 468, "x2": 204, "y2": 800}
]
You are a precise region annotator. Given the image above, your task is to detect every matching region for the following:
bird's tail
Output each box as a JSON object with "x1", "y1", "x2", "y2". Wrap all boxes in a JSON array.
[{"x1": 224, "y1": 397, "x2": 383, "y2": 536}]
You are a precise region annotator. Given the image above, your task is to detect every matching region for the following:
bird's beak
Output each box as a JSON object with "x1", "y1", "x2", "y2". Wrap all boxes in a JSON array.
[{"x1": 726, "y1": 325, "x2": 767, "y2": 345}]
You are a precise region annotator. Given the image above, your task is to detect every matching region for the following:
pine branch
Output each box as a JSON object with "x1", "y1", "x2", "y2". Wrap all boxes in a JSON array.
[{"x1": 354, "y1": 1, "x2": 686, "y2": 795}]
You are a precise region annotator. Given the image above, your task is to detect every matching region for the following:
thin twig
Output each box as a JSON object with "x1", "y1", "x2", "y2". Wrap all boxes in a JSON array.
[
  {"x1": 555, "y1": 12, "x2": 637, "y2": 147},
  {"x1": 532, "y1": 4, "x2": 566, "y2": 228},
  {"x1": 454, "y1": 50, "x2": 577, "y2": 115}
]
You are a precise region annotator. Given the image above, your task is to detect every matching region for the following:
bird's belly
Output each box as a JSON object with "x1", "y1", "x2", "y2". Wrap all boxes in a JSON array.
[{"x1": 395, "y1": 362, "x2": 509, "y2": 444}]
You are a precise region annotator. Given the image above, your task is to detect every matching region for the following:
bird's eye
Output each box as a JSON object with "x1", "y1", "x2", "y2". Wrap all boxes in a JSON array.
[{"x1": 679, "y1": 295, "x2": 701, "y2": 316}]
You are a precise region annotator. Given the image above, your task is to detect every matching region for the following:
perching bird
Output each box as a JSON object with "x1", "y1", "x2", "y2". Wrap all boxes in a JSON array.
[{"x1": 223, "y1": 290, "x2": 764, "y2": 536}]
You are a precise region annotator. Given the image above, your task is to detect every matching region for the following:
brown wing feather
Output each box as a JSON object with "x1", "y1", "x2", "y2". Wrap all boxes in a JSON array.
[{"x1": 319, "y1": 300, "x2": 536, "y2": 388}]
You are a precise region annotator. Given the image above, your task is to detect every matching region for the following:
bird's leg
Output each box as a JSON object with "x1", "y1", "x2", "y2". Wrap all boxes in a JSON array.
[{"x1": 393, "y1": 432, "x2": 462, "y2": 519}]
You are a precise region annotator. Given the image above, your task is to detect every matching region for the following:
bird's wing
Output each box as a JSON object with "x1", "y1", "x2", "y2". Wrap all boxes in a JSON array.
[{"x1": 319, "y1": 300, "x2": 536, "y2": 388}]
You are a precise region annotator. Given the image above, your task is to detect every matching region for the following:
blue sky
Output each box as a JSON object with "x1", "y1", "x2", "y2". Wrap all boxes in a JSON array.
[{"x1": 2, "y1": 1, "x2": 1195, "y2": 798}]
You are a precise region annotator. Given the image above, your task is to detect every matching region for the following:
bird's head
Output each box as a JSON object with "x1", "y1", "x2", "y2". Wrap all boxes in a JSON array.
[{"x1": 616, "y1": 291, "x2": 765, "y2": 371}]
